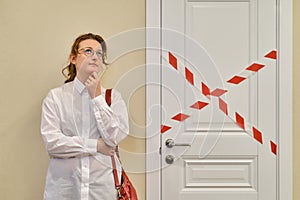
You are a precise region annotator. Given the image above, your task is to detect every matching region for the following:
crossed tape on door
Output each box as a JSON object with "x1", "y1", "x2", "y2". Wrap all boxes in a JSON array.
[{"x1": 160, "y1": 50, "x2": 277, "y2": 155}]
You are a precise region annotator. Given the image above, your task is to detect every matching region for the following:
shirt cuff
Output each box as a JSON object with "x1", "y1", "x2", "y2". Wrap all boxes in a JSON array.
[
  {"x1": 84, "y1": 139, "x2": 98, "y2": 154},
  {"x1": 92, "y1": 95, "x2": 109, "y2": 108}
]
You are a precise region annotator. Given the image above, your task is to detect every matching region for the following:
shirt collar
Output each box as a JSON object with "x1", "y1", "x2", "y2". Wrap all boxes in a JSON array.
[
  {"x1": 74, "y1": 77, "x2": 86, "y2": 94},
  {"x1": 74, "y1": 77, "x2": 106, "y2": 96}
]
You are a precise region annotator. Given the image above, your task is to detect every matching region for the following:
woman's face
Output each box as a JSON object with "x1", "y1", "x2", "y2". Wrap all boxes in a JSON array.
[{"x1": 70, "y1": 39, "x2": 103, "y2": 81}]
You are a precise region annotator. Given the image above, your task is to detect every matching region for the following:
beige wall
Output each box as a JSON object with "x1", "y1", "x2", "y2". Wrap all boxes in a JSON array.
[
  {"x1": 0, "y1": 0, "x2": 145, "y2": 199},
  {"x1": 0, "y1": 0, "x2": 299, "y2": 200},
  {"x1": 294, "y1": 1, "x2": 300, "y2": 200}
]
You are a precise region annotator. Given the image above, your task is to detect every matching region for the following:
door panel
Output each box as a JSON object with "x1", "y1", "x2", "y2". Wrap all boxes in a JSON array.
[
  {"x1": 161, "y1": 0, "x2": 277, "y2": 199},
  {"x1": 185, "y1": 1, "x2": 254, "y2": 131}
]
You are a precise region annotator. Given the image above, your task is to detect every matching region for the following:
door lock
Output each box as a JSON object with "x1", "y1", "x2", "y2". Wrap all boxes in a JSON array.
[
  {"x1": 165, "y1": 155, "x2": 175, "y2": 164},
  {"x1": 165, "y1": 138, "x2": 191, "y2": 148}
]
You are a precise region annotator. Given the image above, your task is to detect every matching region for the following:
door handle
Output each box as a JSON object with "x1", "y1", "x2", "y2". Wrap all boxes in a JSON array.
[{"x1": 165, "y1": 138, "x2": 191, "y2": 148}]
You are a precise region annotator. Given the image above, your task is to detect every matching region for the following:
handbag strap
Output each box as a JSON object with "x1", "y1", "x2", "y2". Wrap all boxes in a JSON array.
[
  {"x1": 105, "y1": 89, "x2": 122, "y2": 189},
  {"x1": 111, "y1": 153, "x2": 121, "y2": 188},
  {"x1": 105, "y1": 88, "x2": 112, "y2": 107}
]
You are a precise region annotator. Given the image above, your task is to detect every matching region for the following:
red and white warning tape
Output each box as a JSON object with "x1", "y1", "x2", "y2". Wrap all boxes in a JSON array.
[
  {"x1": 226, "y1": 50, "x2": 277, "y2": 84},
  {"x1": 160, "y1": 50, "x2": 278, "y2": 155}
]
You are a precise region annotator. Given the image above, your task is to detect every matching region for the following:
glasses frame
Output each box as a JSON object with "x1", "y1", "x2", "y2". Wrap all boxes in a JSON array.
[{"x1": 78, "y1": 47, "x2": 103, "y2": 59}]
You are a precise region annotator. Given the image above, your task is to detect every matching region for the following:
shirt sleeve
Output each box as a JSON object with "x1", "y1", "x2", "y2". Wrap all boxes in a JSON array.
[
  {"x1": 91, "y1": 89, "x2": 129, "y2": 147},
  {"x1": 40, "y1": 91, "x2": 98, "y2": 158}
]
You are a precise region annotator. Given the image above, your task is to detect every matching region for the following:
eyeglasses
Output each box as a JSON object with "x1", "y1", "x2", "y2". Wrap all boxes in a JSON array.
[{"x1": 78, "y1": 47, "x2": 103, "y2": 58}]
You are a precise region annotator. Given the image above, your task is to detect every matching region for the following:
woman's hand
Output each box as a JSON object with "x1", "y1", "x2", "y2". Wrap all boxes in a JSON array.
[
  {"x1": 97, "y1": 138, "x2": 115, "y2": 156},
  {"x1": 84, "y1": 72, "x2": 101, "y2": 98}
]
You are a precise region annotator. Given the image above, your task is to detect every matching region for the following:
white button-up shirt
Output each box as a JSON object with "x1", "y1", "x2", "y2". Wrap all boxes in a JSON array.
[{"x1": 41, "y1": 78, "x2": 129, "y2": 200}]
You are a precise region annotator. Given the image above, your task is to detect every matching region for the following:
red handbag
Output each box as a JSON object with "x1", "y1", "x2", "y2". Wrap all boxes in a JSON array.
[
  {"x1": 111, "y1": 148, "x2": 138, "y2": 200},
  {"x1": 106, "y1": 89, "x2": 138, "y2": 200}
]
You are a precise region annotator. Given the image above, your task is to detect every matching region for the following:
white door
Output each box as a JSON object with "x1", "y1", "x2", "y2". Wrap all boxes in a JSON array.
[{"x1": 159, "y1": 0, "x2": 278, "y2": 199}]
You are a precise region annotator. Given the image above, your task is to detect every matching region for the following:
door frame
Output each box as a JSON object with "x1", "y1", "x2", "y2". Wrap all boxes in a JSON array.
[{"x1": 145, "y1": 0, "x2": 293, "y2": 200}]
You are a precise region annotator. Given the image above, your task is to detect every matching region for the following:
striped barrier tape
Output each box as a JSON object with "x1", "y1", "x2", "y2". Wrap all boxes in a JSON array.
[{"x1": 160, "y1": 50, "x2": 278, "y2": 155}]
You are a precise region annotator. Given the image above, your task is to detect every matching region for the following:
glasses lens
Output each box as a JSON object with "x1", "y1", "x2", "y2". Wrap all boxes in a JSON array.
[
  {"x1": 96, "y1": 51, "x2": 103, "y2": 58},
  {"x1": 83, "y1": 48, "x2": 93, "y2": 56}
]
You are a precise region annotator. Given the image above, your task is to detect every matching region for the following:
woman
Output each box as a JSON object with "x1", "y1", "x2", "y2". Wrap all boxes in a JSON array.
[{"x1": 41, "y1": 33, "x2": 129, "y2": 199}]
